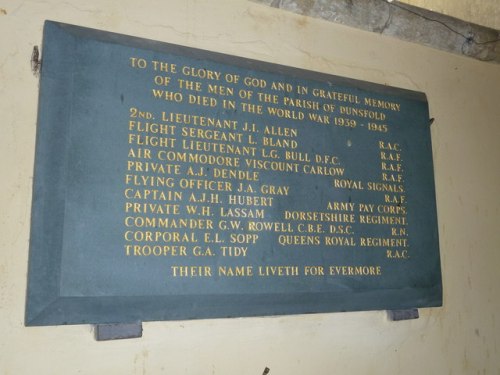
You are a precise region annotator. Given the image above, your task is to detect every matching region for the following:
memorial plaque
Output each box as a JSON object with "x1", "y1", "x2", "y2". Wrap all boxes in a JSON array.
[{"x1": 26, "y1": 21, "x2": 442, "y2": 326}]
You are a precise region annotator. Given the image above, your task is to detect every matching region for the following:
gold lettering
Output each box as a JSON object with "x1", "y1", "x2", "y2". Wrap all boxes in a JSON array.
[
  {"x1": 258, "y1": 266, "x2": 300, "y2": 276},
  {"x1": 328, "y1": 265, "x2": 382, "y2": 276},
  {"x1": 360, "y1": 237, "x2": 408, "y2": 248},
  {"x1": 171, "y1": 266, "x2": 212, "y2": 277},
  {"x1": 218, "y1": 266, "x2": 254, "y2": 277}
]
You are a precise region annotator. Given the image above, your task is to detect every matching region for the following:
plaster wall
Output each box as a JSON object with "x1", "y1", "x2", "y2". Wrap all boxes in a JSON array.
[
  {"x1": 1, "y1": 1, "x2": 499, "y2": 374},
  {"x1": 401, "y1": 0, "x2": 500, "y2": 30}
]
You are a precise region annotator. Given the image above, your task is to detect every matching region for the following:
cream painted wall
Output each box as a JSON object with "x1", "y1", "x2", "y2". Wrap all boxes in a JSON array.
[
  {"x1": 1, "y1": 1, "x2": 500, "y2": 374},
  {"x1": 401, "y1": 0, "x2": 500, "y2": 30}
]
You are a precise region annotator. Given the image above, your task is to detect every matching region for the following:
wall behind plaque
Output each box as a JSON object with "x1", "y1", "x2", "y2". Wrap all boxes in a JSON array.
[
  {"x1": 401, "y1": 0, "x2": 500, "y2": 30},
  {"x1": 0, "y1": 0, "x2": 499, "y2": 374}
]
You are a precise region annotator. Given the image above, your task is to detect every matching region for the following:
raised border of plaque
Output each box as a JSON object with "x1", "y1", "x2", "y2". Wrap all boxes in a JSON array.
[{"x1": 26, "y1": 21, "x2": 442, "y2": 326}]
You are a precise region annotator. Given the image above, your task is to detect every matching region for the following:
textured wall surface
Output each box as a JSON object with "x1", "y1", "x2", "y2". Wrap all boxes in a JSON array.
[
  {"x1": 1, "y1": 0, "x2": 500, "y2": 374},
  {"x1": 401, "y1": 0, "x2": 500, "y2": 30},
  {"x1": 254, "y1": 0, "x2": 500, "y2": 63}
]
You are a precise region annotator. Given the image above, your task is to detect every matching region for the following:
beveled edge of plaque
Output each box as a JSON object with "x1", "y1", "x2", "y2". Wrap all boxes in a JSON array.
[
  {"x1": 50, "y1": 20, "x2": 427, "y2": 101},
  {"x1": 26, "y1": 21, "x2": 80, "y2": 326},
  {"x1": 26, "y1": 288, "x2": 442, "y2": 326}
]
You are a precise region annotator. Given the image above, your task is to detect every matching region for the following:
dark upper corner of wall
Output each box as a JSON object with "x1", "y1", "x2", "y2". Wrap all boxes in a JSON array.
[{"x1": 251, "y1": 0, "x2": 500, "y2": 64}]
